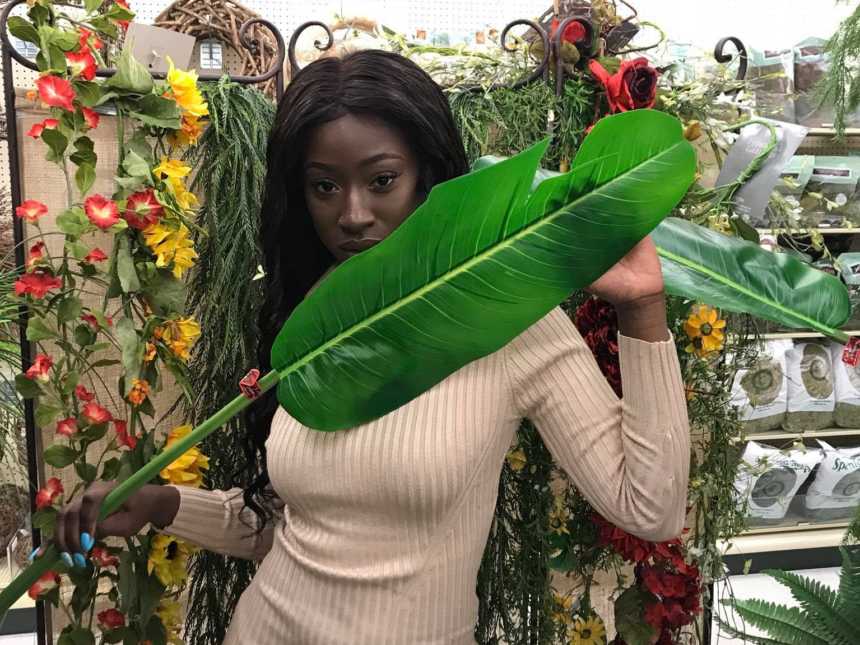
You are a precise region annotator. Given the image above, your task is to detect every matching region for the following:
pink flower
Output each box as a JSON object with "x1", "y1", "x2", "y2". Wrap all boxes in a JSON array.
[
  {"x1": 82, "y1": 107, "x2": 100, "y2": 130},
  {"x1": 83, "y1": 247, "x2": 108, "y2": 264},
  {"x1": 113, "y1": 419, "x2": 137, "y2": 450},
  {"x1": 35, "y1": 477, "x2": 63, "y2": 510},
  {"x1": 25, "y1": 354, "x2": 53, "y2": 382},
  {"x1": 82, "y1": 401, "x2": 112, "y2": 425},
  {"x1": 26, "y1": 118, "x2": 59, "y2": 139},
  {"x1": 15, "y1": 199, "x2": 48, "y2": 223},
  {"x1": 113, "y1": 0, "x2": 132, "y2": 30},
  {"x1": 78, "y1": 28, "x2": 103, "y2": 52},
  {"x1": 14, "y1": 271, "x2": 62, "y2": 299},
  {"x1": 123, "y1": 189, "x2": 164, "y2": 230},
  {"x1": 36, "y1": 75, "x2": 76, "y2": 112},
  {"x1": 26, "y1": 241, "x2": 46, "y2": 272},
  {"x1": 55, "y1": 417, "x2": 78, "y2": 437},
  {"x1": 90, "y1": 546, "x2": 119, "y2": 568},
  {"x1": 75, "y1": 384, "x2": 95, "y2": 402},
  {"x1": 27, "y1": 571, "x2": 60, "y2": 600},
  {"x1": 65, "y1": 49, "x2": 96, "y2": 81},
  {"x1": 81, "y1": 313, "x2": 100, "y2": 330},
  {"x1": 84, "y1": 194, "x2": 120, "y2": 229}
]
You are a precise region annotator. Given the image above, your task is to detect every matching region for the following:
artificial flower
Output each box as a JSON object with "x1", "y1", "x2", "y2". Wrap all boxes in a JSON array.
[
  {"x1": 14, "y1": 270, "x2": 61, "y2": 299},
  {"x1": 36, "y1": 75, "x2": 76, "y2": 112},
  {"x1": 143, "y1": 342, "x2": 157, "y2": 363},
  {"x1": 154, "y1": 157, "x2": 191, "y2": 181},
  {"x1": 593, "y1": 514, "x2": 653, "y2": 562},
  {"x1": 549, "y1": 16, "x2": 589, "y2": 46},
  {"x1": 83, "y1": 247, "x2": 108, "y2": 264},
  {"x1": 25, "y1": 354, "x2": 52, "y2": 382},
  {"x1": 143, "y1": 222, "x2": 198, "y2": 278},
  {"x1": 127, "y1": 378, "x2": 150, "y2": 406},
  {"x1": 166, "y1": 58, "x2": 208, "y2": 118},
  {"x1": 113, "y1": 419, "x2": 137, "y2": 450},
  {"x1": 168, "y1": 113, "x2": 204, "y2": 147},
  {"x1": 90, "y1": 546, "x2": 119, "y2": 568},
  {"x1": 84, "y1": 194, "x2": 120, "y2": 229},
  {"x1": 65, "y1": 49, "x2": 96, "y2": 81},
  {"x1": 97, "y1": 608, "x2": 126, "y2": 630},
  {"x1": 159, "y1": 424, "x2": 209, "y2": 487},
  {"x1": 26, "y1": 118, "x2": 59, "y2": 139},
  {"x1": 161, "y1": 317, "x2": 200, "y2": 361},
  {"x1": 113, "y1": 0, "x2": 132, "y2": 30},
  {"x1": 55, "y1": 417, "x2": 78, "y2": 437},
  {"x1": 78, "y1": 28, "x2": 103, "y2": 51},
  {"x1": 156, "y1": 598, "x2": 183, "y2": 631},
  {"x1": 574, "y1": 297, "x2": 622, "y2": 397},
  {"x1": 684, "y1": 120, "x2": 702, "y2": 141},
  {"x1": 75, "y1": 384, "x2": 95, "y2": 401},
  {"x1": 27, "y1": 571, "x2": 60, "y2": 600},
  {"x1": 25, "y1": 89, "x2": 38, "y2": 102},
  {"x1": 80, "y1": 313, "x2": 100, "y2": 330},
  {"x1": 589, "y1": 57, "x2": 658, "y2": 113},
  {"x1": 15, "y1": 199, "x2": 48, "y2": 223},
  {"x1": 568, "y1": 615, "x2": 606, "y2": 645},
  {"x1": 550, "y1": 591, "x2": 575, "y2": 626},
  {"x1": 683, "y1": 304, "x2": 725, "y2": 357},
  {"x1": 171, "y1": 180, "x2": 198, "y2": 210},
  {"x1": 35, "y1": 477, "x2": 63, "y2": 510},
  {"x1": 642, "y1": 566, "x2": 688, "y2": 598},
  {"x1": 82, "y1": 401, "x2": 112, "y2": 425},
  {"x1": 123, "y1": 188, "x2": 163, "y2": 229},
  {"x1": 147, "y1": 534, "x2": 194, "y2": 587},
  {"x1": 548, "y1": 495, "x2": 571, "y2": 535},
  {"x1": 82, "y1": 107, "x2": 100, "y2": 130},
  {"x1": 25, "y1": 241, "x2": 46, "y2": 271},
  {"x1": 505, "y1": 447, "x2": 527, "y2": 472}
]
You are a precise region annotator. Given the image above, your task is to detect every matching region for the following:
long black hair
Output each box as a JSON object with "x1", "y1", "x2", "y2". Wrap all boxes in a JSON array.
[{"x1": 239, "y1": 49, "x2": 470, "y2": 530}]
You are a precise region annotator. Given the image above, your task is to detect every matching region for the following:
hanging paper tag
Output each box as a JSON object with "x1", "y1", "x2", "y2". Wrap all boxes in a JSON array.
[
  {"x1": 842, "y1": 338, "x2": 860, "y2": 367},
  {"x1": 239, "y1": 368, "x2": 262, "y2": 399}
]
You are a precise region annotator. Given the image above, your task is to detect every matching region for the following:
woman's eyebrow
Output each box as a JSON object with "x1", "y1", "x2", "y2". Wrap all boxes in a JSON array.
[{"x1": 305, "y1": 153, "x2": 405, "y2": 172}]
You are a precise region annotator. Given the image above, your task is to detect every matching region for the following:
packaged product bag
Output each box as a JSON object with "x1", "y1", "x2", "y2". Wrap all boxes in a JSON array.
[
  {"x1": 804, "y1": 441, "x2": 860, "y2": 519},
  {"x1": 799, "y1": 157, "x2": 860, "y2": 228},
  {"x1": 729, "y1": 340, "x2": 791, "y2": 432},
  {"x1": 830, "y1": 341, "x2": 860, "y2": 427},
  {"x1": 775, "y1": 155, "x2": 814, "y2": 198},
  {"x1": 837, "y1": 252, "x2": 860, "y2": 327},
  {"x1": 735, "y1": 441, "x2": 823, "y2": 522},
  {"x1": 784, "y1": 341, "x2": 835, "y2": 432},
  {"x1": 747, "y1": 47, "x2": 796, "y2": 123}
]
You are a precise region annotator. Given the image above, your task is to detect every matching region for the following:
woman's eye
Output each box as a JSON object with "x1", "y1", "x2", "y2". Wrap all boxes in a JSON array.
[
  {"x1": 313, "y1": 180, "x2": 338, "y2": 195},
  {"x1": 372, "y1": 173, "x2": 398, "y2": 190}
]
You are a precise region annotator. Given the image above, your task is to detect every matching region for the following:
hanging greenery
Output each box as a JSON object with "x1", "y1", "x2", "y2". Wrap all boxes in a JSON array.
[
  {"x1": 182, "y1": 78, "x2": 274, "y2": 645},
  {"x1": 820, "y1": 1, "x2": 860, "y2": 139}
]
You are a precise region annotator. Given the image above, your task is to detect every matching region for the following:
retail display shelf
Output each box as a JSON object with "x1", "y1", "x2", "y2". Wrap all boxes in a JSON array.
[
  {"x1": 754, "y1": 227, "x2": 860, "y2": 235},
  {"x1": 744, "y1": 427, "x2": 860, "y2": 441},
  {"x1": 721, "y1": 525, "x2": 849, "y2": 555},
  {"x1": 806, "y1": 127, "x2": 860, "y2": 137},
  {"x1": 756, "y1": 330, "x2": 860, "y2": 340}
]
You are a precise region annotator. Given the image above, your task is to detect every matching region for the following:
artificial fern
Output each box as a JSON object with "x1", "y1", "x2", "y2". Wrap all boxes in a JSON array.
[
  {"x1": 719, "y1": 546, "x2": 860, "y2": 645},
  {"x1": 819, "y1": 1, "x2": 860, "y2": 139}
]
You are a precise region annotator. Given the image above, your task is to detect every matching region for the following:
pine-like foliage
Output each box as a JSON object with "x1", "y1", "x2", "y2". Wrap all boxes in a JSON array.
[
  {"x1": 718, "y1": 546, "x2": 860, "y2": 645},
  {"x1": 820, "y1": 1, "x2": 860, "y2": 138},
  {"x1": 182, "y1": 78, "x2": 275, "y2": 645}
]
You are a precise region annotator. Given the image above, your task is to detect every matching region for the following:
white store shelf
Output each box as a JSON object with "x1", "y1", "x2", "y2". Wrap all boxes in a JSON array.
[
  {"x1": 744, "y1": 427, "x2": 860, "y2": 441},
  {"x1": 720, "y1": 525, "x2": 848, "y2": 555}
]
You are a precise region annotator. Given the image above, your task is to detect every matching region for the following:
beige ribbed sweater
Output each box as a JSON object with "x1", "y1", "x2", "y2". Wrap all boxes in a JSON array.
[{"x1": 160, "y1": 307, "x2": 690, "y2": 644}]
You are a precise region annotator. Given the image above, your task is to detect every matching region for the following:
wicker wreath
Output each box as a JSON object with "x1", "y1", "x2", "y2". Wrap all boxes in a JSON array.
[{"x1": 153, "y1": 0, "x2": 280, "y2": 97}]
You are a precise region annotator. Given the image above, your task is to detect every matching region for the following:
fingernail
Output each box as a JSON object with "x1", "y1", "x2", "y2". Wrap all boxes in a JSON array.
[
  {"x1": 28, "y1": 547, "x2": 40, "y2": 562},
  {"x1": 73, "y1": 553, "x2": 86, "y2": 568},
  {"x1": 80, "y1": 532, "x2": 93, "y2": 553},
  {"x1": 60, "y1": 552, "x2": 73, "y2": 568}
]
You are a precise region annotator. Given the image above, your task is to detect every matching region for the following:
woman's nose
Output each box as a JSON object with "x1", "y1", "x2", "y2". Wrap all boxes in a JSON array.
[{"x1": 338, "y1": 189, "x2": 374, "y2": 234}]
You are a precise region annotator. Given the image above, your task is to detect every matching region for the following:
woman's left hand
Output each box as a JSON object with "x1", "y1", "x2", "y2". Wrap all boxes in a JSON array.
[{"x1": 586, "y1": 235, "x2": 665, "y2": 308}]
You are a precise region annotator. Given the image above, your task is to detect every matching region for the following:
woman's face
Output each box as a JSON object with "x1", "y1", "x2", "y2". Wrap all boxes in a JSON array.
[{"x1": 303, "y1": 113, "x2": 424, "y2": 264}]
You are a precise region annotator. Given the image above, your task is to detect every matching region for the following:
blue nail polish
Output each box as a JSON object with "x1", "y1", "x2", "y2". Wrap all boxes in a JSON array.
[
  {"x1": 73, "y1": 553, "x2": 86, "y2": 568},
  {"x1": 80, "y1": 532, "x2": 93, "y2": 553},
  {"x1": 28, "y1": 547, "x2": 40, "y2": 562},
  {"x1": 60, "y1": 552, "x2": 73, "y2": 567}
]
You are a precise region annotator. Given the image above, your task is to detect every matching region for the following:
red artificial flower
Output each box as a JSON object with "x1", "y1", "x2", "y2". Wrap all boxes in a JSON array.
[
  {"x1": 65, "y1": 49, "x2": 96, "y2": 81},
  {"x1": 82, "y1": 247, "x2": 108, "y2": 264},
  {"x1": 36, "y1": 75, "x2": 76, "y2": 112},
  {"x1": 84, "y1": 194, "x2": 120, "y2": 229},
  {"x1": 35, "y1": 477, "x2": 63, "y2": 510},
  {"x1": 90, "y1": 546, "x2": 119, "y2": 568},
  {"x1": 27, "y1": 571, "x2": 60, "y2": 600},
  {"x1": 642, "y1": 566, "x2": 688, "y2": 598},
  {"x1": 26, "y1": 241, "x2": 46, "y2": 271},
  {"x1": 26, "y1": 118, "x2": 59, "y2": 139},
  {"x1": 593, "y1": 513, "x2": 653, "y2": 562},
  {"x1": 25, "y1": 354, "x2": 53, "y2": 382},
  {"x1": 15, "y1": 199, "x2": 48, "y2": 223},
  {"x1": 82, "y1": 401, "x2": 112, "y2": 425},
  {"x1": 75, "y1": 384, "x2": 95, "y2": 402},
  {"x1": 78, "y1": 28, "x2": 103, "y2": 52},
  {"x1": 550, "y1": 16, "x2": 588, "y2": 46},
  {"x1": 81, "y1": 313, "x2": 100, "y2": 330},
  {"x1": 82, "y1": 107, "x2": 100, "y2": 130},
  {"x1": 114, "y1": 0, "x2": 131, "y2": 30},
  {"x1": 575, "y1": 297, "x2": 622, "y2": 397},
  {"x1": 644, "y1": 601, "x2": 664, "y2": 630},
  {"x1": 97, "y1": 608, "x2": 126, "y2": 630},
  {"x1": 14, "y1": 270, "x2": 62, "y2": 299},
  {"x1": 589, "y1": 57, "x2": 659, "y2": 113},
  {"x1": 113, "y1": 419, "x2": 137, "y2": 450},
  {"x1": 123, "y1": 189, "x2": 164, "y2": 230},
  {"x1": 55, "y1": 417, "x2": 78, "y2": 437}
]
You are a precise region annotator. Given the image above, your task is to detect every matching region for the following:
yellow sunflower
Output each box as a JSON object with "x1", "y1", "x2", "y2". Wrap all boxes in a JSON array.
[
  {"x1": 147, "y1": 534, "x2": 195, "y2": 587},
  {"x1": 143, "y1": 222, "x2": 198, "y2": 279},
  {"x1": 159, "y1": 424, "x2": 210, "y2": 488},
  {"x1": 168, "y1": 113, "x2": 205, "y2": 148},
  {"x1": 548, "y1": 495, "x2": 571, "y2": 535},
  {"x1": 155, "y1": 598, "x2": 184, "y2": 644},
  {"x1": 161, "y1": 317, "x2": 201, "y2": 362},
  {"x1": 166, "y1": 58, "x2": 209, "y2": 118},
  {"x1": 550, "y1": 591, "x2": 574, "y2": 626},
  {"x1": 568, "y1": 614, "x2": 606, "y2": 645},
  {"x1": 153, "y1": 158, "x2": 191, "y2": 181},
  {"x1": 684, "y1": 304, "x2": 726, "y2": 357},
  {"x1": 505, "y1": 447, "x2": 527, "y2": 472}
]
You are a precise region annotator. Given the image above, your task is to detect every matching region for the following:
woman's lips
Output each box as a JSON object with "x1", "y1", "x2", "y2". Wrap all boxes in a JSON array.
[{"x1": 338, "y1": 238, "x2": 382, "y2": 253}]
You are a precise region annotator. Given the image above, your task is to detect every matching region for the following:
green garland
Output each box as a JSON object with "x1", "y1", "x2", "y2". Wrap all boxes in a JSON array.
[{"x1": 182, "y1": 78, "x2": 274, "y2": 645}]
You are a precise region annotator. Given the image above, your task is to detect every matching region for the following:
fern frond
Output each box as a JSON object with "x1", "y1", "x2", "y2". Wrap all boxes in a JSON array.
[
  {"x1": 719, "y1": 597, "x2": 830, "y2": 645},
  {"x1": 837, "y1": 546, "x2": 860, "y2": 615},
  {"x1": 765, "y1": 569, "x2": 860, "y2": 645}
]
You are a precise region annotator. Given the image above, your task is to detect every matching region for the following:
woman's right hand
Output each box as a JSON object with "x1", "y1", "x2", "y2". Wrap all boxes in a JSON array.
[{"x1": 29, "y1": 482, "x2": 180, "y2": 568}]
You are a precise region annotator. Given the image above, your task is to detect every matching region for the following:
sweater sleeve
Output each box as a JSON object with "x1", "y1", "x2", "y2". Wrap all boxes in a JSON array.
[
  {"x1": 505, "y1": 307, "x2": 690, "y2": 541},
  {"x1": 157, "y1": 485, "x2": 286, "y2": 561}
]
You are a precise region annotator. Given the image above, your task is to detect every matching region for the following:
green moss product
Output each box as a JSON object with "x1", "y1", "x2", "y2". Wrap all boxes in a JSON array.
[
  {"x1": 775, "y1": 155, "x2": 814, "y2": 198},
  {"x1": 804, "y1": 441, "x2": 860, "y2": 520},
  {"x1": 784, "y1": 341, "x2": 835, "y2": 431},
  {"x1": 747, "y1": 47, "x2": 796, "y2": 123},
  {"x1": 800, "y1": 157, "x2": 860, "y2": 227},
  {"x1": 729, "y1": 340, "x2": 791, "y2": 432},
  {"x1": 735, "y1": 441, "x2": 822, "y2": 524},
  {"x1": 830, "y1": 341, "x2": 860, "y2": 427}
]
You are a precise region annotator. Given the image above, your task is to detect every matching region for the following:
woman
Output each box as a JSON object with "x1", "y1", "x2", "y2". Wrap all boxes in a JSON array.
[{"x1": 44, "y1": 50, "x2": 689, "y2": 644}]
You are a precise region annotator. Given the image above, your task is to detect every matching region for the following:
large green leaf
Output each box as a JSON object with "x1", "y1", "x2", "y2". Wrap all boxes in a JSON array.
[
  {"x1": 652, "y1": 218, "x2": 850, "y2": 340},
  {"x1": 718, "y1": 598, "x2": 828, "y2": 645},
  {"x1": 271, "y1": 109, "x2": 696, "y2": 430}
]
